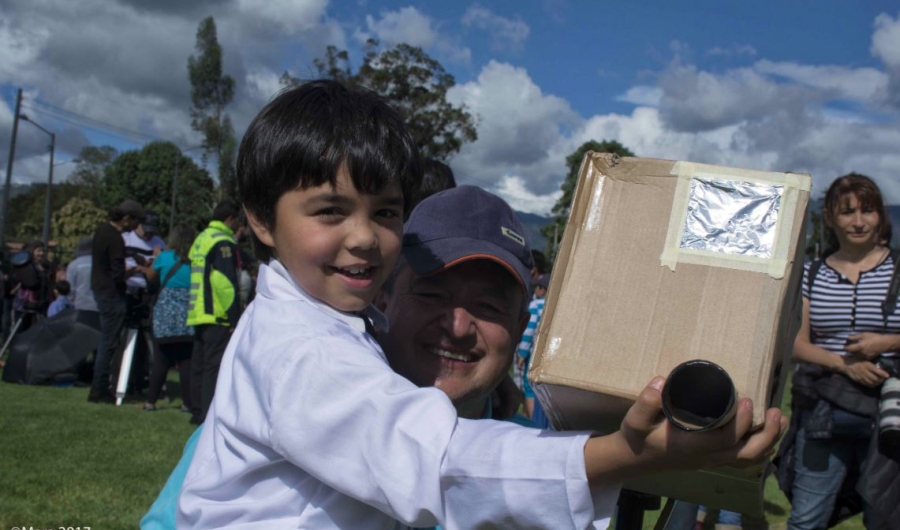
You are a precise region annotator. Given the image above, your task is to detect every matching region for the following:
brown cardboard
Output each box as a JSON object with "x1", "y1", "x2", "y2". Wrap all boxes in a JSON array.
[{"x1": 529, "y1": 153, "x2": 809, "y2": 514}]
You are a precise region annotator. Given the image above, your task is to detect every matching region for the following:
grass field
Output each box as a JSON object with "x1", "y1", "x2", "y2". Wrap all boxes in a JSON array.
[{"x1": 0, "y1": 376, "x2": 865, "y2": 529}]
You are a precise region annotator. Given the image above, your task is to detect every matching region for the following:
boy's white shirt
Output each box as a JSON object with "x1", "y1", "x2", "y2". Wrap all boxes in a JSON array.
[{"x1": 177, "y1": 260, "x2": 619, "y2": 529}]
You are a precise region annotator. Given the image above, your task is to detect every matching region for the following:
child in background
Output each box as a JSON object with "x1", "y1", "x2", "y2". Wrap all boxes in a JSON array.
[
  {"x1": 47, "y1": 280, "x2": 72, "y2": 317},
  {"x1": 517, "y1": 272, "x2": 549, "y2": 418},
  {"x1": 177, "y1": 79, "x2": 786, "y2": 529}
]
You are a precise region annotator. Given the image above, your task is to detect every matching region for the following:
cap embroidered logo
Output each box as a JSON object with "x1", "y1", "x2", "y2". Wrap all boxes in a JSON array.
[{"x1": 501, "y1": 227, "x2": 525, "y2": 246}]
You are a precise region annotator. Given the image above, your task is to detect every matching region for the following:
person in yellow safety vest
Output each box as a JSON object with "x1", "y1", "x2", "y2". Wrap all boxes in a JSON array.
[{"x1": 186, "y1": 200, "x2": 244, "y2": 425}]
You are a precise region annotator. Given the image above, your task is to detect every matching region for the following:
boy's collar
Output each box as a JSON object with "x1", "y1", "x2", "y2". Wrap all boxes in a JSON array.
[{"x1": 257, "y1": 259, "x2": 388, "y2": 334}]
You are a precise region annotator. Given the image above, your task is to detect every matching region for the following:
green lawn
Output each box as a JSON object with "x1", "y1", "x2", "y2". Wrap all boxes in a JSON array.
[{"x1": 0, "y1": 376, "x2": 865, "y2": 529}]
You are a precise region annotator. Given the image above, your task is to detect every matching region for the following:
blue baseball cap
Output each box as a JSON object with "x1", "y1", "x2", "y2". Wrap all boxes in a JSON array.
[{"x1": 402, "y1": 185, "x2": 534, "y2": 293}]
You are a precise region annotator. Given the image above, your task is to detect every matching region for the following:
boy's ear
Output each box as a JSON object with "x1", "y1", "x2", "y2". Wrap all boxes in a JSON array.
[{"x1": 244, "y1": 207, "x2": 275, "y2": 248}]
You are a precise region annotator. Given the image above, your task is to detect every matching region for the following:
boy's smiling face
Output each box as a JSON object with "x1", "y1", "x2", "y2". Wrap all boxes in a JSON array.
[{"x1": 248, "y1": 164, "x2": 404, "y2": 313}]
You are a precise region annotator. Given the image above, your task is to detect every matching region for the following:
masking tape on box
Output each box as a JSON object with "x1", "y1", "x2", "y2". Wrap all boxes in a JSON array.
[
  {"x1": 584, "y1": 175, "x2": 607, "y2": 232},
  {"x1": 660, "y1": 162, "x2": 810, "y2": 279}
]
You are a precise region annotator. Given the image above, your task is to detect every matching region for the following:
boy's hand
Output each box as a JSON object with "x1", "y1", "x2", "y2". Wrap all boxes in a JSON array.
[
  {"x1": 585, "y1": 376, "x2": 787, "y2": 485},
  {"x1": 621, "y1": 377, "x2": 786, "y2": 471}
]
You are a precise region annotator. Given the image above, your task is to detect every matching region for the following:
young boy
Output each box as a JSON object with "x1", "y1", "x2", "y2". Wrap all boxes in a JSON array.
[
  {"x1": 178, "y1": 80, "x2": 785, "y2": 529},
  {"x1": 47, "y1": 279, "x2": 72, "y2": 317}
]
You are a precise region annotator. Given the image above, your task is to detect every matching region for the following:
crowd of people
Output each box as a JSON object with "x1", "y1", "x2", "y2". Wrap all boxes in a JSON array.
[{"x1": 1, "y1": 77, "x2": 897, "y2": 530}]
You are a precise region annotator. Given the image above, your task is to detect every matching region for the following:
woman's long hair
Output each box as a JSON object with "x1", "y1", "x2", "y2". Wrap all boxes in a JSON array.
[
  {"x1": 167, "y1": 224, "x2": 197, "y2": 262},
  {"x1": 822, "y1": 173, "x2": 892, "y2": 254}
]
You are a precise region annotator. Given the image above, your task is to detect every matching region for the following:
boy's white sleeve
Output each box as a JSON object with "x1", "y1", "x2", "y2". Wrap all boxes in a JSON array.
[{"x1": 267, "y1": 336, "x2": 620, "y2": 529}]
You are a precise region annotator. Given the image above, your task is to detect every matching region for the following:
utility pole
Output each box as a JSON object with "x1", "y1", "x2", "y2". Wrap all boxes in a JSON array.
[
  {"x1": 19, "y1": 114, "x2": 56, "y2": 249},
  {"x1": 42, "y1": 133, "x2": 55, "y2": 247},
  {"x1": 1, "y1": 88, "x2": 23, "y2": 255}
]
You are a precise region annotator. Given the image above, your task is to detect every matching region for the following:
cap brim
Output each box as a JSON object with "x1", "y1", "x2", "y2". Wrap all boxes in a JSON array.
[{"x1": 404, "y1": 237, "x2": 531, "y2": 293}]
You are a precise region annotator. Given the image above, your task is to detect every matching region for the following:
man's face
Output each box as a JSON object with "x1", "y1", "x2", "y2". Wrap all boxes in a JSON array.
[
  {"x1": 136, "y1": 224, "x2": 156, "y2": 241},
  {"x1": 379, "y1": 260, "x2": 528, "y2": 416},
  {"x1": 122, "y1": 215, "x2": 141, "y2": 232}
]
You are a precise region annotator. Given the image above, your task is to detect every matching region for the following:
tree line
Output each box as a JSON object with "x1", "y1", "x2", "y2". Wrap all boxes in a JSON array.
[{"x1": 13, "y1": 15, "x2": 637, "y2": 265}]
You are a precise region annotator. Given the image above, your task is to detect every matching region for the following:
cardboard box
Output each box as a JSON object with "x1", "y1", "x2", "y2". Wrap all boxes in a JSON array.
[{"x1": 529, "y1": 153, "x2": 810, "y2": 514}]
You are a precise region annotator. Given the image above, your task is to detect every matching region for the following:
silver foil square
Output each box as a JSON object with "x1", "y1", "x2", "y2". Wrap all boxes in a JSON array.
[{"x1": 679, "y1": 177, "x2": 783, "y2": 258}]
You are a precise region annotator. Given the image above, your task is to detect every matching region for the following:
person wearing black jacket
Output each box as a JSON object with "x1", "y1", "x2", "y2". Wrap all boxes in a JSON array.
[{"x1": 88, "y1": 199, "x2": 146, "y2": 403}]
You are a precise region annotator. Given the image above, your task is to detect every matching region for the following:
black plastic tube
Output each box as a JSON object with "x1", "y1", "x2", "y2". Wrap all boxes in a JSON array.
[{"x1": 661, "y1": 359, "x2": 737, "y2": 432}]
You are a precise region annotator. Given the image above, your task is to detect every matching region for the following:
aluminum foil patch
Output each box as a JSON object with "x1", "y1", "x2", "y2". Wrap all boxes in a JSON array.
[{"x1": 679, "y1": 177, "x2": 783, "y2": 258}]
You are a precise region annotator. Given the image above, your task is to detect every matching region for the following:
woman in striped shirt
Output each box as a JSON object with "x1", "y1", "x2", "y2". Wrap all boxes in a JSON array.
[{"x1": 787, "y1": 174, "x2": 898, "y2": 529}]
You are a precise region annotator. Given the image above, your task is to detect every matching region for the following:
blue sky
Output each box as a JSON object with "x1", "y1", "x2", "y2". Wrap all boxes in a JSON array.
[{"x1": 1, "y1": 0, "x2": 899, "y2": 214}]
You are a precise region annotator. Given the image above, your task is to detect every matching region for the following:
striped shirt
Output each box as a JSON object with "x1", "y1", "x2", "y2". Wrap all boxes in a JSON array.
[
  {"x1": 517, "y1": 297, "x2": 546, "y2": 360},
  {"x1": 804, "y1": 254, "x2": 900, "y2": 356}
]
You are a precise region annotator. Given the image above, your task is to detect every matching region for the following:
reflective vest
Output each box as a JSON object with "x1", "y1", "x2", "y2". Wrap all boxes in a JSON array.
[{"x1": 186, "y1": 220, "x2": 237, "y2": 326}]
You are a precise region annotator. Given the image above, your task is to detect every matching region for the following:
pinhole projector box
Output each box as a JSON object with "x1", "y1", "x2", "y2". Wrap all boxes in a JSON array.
[{"x1": 529, "y1": 153, "x2": 810, "y2": 514}]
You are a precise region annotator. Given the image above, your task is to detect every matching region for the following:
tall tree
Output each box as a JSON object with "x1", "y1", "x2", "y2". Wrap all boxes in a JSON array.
[
  {"x1": 8, "y1": 182, "x2": 92, "y2": 245},
  {"x1": 69, "y1": 145, "x2": 118, "y2": 204},
  {"x1": 52, "y1": 197, "x2": 107, "y2": 262},
  {"x1": 283, "y1": 39, "x2": 477, "y2": 161},
  {"x1": 540, "y1": 140, "x2": 635, "y2": 261},
  {"x1": 187, "y1": 16, "x2": 237, "y2": 200},
  {"x1": 97, "y1": 141, "x2": 216, "y2": 234}
]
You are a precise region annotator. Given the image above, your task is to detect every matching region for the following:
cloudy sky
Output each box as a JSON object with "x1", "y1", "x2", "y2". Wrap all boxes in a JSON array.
[{"x1": 2, "y1": 0, "x2": 899, "y2": 215}]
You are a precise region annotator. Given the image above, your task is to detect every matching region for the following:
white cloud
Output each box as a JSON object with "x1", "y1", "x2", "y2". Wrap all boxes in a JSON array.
[
  {"x1": 754, "y1": 59, "x2": 887, "y2": 104},
  {"x1": 615, "y1": 86, "x2": 662, "y2": 107},
  {"x1": 363, "y1": 7, "x2": 438, "y2": 48},
  {"x1": 657, "y1": 61, "x2": 819, "y2": 132},
  {"x1": 448, "y1": 61, "x2": 580, "y2": 197},
  {"x1": 706, "y1": 44, "x2": 757, "y2": 58},
  {"x1": 871, "y1": 12, "x2": 900, "y2": 108},
  {"x1": 494, "y1": 175, "x2": 561, "y2": 214},
  {"x1": 871, "y1": 12, "x2": 900, "y2": 68},
  {"x1": 461, "y1": 5, "x2": 530, "y2": 52},
  {"x1": 235, "y1": 0, "x2": 329, "y2": 34}
]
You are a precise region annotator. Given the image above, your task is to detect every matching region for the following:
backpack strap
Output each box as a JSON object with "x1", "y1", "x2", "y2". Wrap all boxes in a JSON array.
[
  {"x1": 881, "y1": 248, "x2": 900, "y2": 318},
  {"x1": 160, "y1": 260, "x2": 187, "y2": 291},
  {"x1": 807, "y1": 258, "x2": 824, "y2": 296}
]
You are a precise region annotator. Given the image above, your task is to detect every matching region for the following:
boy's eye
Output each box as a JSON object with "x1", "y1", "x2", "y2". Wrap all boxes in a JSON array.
[
  {"x1": 315, "y1": 207, "x2": 344, "y2": 218},
  {"x1": 376, "y1": 208, "x2": 401, "y2": 219}
]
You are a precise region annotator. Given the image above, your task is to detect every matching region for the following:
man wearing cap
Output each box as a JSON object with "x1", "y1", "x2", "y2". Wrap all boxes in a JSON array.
[
  {"x1": 378, "y1": 185, "x2": 539, "y2": 423},
  {"x1": 89, "y1": 199, "x2": 146, "y2": 403},
  {"x1": 122, "y1": 210, "x2": 166, "y2": 292}
]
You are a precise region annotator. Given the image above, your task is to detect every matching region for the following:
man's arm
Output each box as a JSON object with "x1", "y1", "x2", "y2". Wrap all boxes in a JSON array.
[
  {"x1": 108, "y1": 234, "x2": 127, "y2": 293},
  {"x1": 209, "y1": 240, "x2": 241, "y2": 326}
]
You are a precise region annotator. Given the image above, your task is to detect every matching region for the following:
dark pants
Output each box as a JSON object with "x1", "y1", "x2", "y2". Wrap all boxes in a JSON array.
[
  {"x1": 91, "y1": 294, "x2": 127, "y2": 398},
  {"x1": 190, "y1": 324, "x2": 230, "y2": 423},
  {"x1": 147, "y1": 339, "x2": 193, "y2": 406},
  {"x1": 787, "y1": 408, "x2": 884, "y2": 529}
]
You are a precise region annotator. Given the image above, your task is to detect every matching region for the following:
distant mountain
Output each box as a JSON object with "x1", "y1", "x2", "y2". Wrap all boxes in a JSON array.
[{"x1": 515, "y1": 211, "x2": 552, "y2": 254}]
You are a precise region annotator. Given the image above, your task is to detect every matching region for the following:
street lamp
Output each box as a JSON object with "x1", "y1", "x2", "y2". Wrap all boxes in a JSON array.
[
  {"x1": 19, "y1": 114, "x2": 55, "y2": 248},
  {"x1": 170, "y1": 145, "x2": 204, "y2": 232}
]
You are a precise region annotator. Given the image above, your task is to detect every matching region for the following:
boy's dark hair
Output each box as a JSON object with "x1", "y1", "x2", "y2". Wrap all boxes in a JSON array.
[
  {"x1": 54, "y1": 280, "x2": 71, "y2": 296},
  {"x1": 409, "y1": 158, "x2": 456, "y2": 210},
  {"x1": 237, "y1": 79, "x2": 424, "y2": 262},
  {"x1": 212, "y1": 200, "x2": 241, "y2": 223}
]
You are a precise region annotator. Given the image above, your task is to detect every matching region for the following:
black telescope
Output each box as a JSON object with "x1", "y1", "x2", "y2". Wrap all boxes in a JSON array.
[{"x1": 661, "y1": 360, "x2": 737, "y2": 431}]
